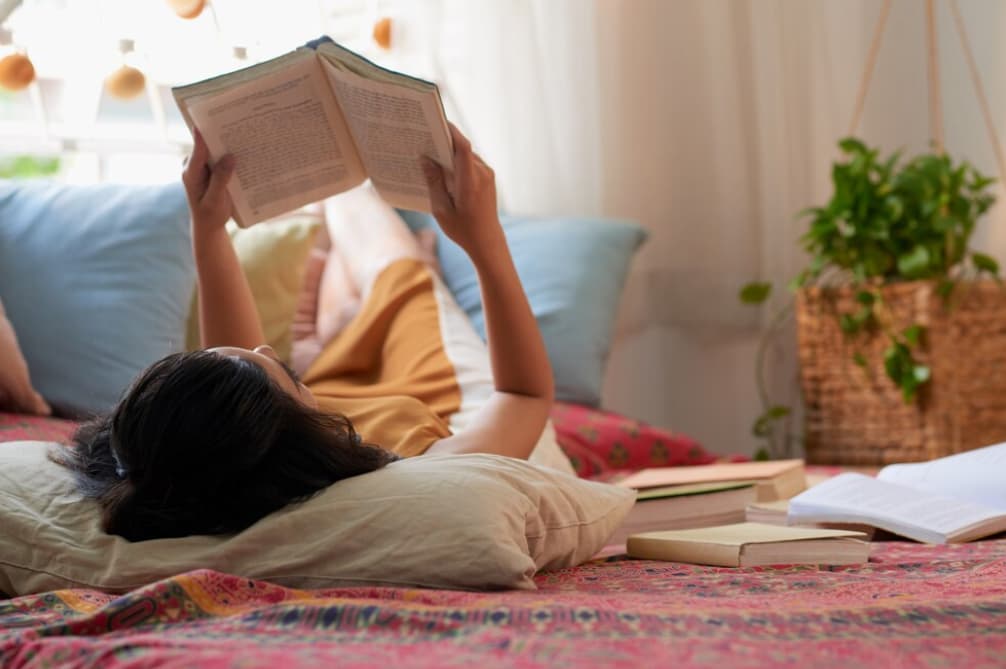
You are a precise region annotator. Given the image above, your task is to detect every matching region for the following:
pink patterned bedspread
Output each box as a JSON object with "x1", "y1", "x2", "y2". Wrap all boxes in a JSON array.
[
  {"x1": 3, "y1": 541, "x2": 1006, "y2": 668},
  {"x1": 0, "y1": 412, "x2": 76, "y2": 444},
  {"x1": 4, "y1": 413, "x2": 1006, "y2": 667}
]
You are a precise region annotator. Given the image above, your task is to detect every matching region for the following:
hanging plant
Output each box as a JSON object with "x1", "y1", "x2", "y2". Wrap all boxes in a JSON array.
[{"x1": 741, "y1": 137, "x2": 998, "y2": 459}]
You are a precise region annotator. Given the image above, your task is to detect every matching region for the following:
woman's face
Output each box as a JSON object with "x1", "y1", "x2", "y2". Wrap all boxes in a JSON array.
[{"x1": 209, "y1": 345, "x2": 318, "y2": 409}]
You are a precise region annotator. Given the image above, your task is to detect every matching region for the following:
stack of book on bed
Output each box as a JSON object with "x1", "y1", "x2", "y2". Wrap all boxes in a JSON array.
[
  {"x1": 609, "y1": 460, "x2": 875, "y2": 567},
  {"x1": 607, "y1": 460, "x2": 807, "y2": 546},
  {"x1": 617, "y1": 442, "x2": 1006, "y2": 566}
]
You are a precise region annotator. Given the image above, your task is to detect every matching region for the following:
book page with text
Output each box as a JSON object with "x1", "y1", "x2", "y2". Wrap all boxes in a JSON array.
[
  {"x1": 788, "y1": 472, "x2": 1006, "y2": 543},
  {"x1": 173, "y1": 50, "x2": 310, "y2": 131},
  {"x1": 878, "y1": 442, "x2": 1006, "y2": 510},
  {"x1": 187, "y1": 56, "x2": 365, "y2": 226},
  {"x1": 319, "y1": 59, "x2": 453, "y2": 213}
]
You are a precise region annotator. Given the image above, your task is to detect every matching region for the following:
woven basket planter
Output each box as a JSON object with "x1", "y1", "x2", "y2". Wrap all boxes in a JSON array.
[{"x1": 796, "y1": 280, "x2": 1006, "y2": 465}]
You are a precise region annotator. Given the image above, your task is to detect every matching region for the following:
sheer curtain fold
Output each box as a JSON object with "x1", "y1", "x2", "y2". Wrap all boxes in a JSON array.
[
  {"x1": 436, "y1": 0, "x2": 1006, "y2": 455},
  {"x1": 438, "y1": 0, "x2": 603, "y2": 216}
]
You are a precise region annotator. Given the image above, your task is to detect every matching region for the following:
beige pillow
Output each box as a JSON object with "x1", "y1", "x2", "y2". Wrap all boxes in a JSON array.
[
  {"x1": 0, "y1": 299, "x2": 49, "y2": 415},
  {"x1": 186, "y1": 216, "x2": 321, "y2": 361},
  {"x1": 0, "y1": 441, "x2": 635, "y2": 596}
]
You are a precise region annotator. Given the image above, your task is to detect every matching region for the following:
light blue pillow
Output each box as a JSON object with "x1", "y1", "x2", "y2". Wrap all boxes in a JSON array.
[
  {"x1": 403, "y1": 212, "x2": 647, "y2": 407},
  {"x1": 0, "y1": 181, "x2": 194, "y2": 416}
]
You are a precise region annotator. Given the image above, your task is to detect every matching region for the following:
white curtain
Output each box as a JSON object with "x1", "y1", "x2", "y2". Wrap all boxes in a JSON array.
[{"x1": 431, "y1": 0, "x2": 1006, "y2": 456}]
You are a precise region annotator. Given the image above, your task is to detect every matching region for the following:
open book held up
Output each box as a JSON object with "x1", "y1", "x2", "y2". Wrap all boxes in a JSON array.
[{"x1": 173, "y1": 36, "x2": 453, "y2": 227}]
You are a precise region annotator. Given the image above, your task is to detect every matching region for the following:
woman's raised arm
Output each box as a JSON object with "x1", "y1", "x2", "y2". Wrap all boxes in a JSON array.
[
  {"x1": 182, "y1": 132, "x2": 265, "y2": 350},
  {"x1": 423, "y1": 124, "x2": 554, "y2": 459}
]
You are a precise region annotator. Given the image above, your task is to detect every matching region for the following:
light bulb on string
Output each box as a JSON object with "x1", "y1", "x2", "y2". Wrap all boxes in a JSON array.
[
  {"x1": 104, "y1": 38, "x2": 145, "y2": 101},
  {"x1": 0, "y1": 26, "x2": 34, "y2": 92},
  {"x1": 372, "y1": 17, "x2": 392, "y2": 50},
  {"x1": 167, "y1": 0, "x2": 206, "y2": 20}
]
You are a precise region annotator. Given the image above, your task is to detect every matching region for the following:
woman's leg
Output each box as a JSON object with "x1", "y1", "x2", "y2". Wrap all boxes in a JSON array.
[
  {"x1": 304, "y1": 190, "x2": 462, "y2": 421},
  {"x1": 322, "y1": 183, "x2": 426, "y2": 302}
]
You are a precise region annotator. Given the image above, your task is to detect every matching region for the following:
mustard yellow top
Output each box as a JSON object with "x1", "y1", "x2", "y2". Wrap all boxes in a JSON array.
[{"x1": 303, "y1": 259, "x2": 460, "y2": 458}]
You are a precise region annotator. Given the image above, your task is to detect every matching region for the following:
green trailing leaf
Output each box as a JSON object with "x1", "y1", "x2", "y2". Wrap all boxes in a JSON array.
[
  {"x1": 766, "y1": 405, "x2": 790, "y2": 419},
  {"x1": 884, "y1": 196, "x2": 904, "y2": 221},
  {"x1": 854, "y1": 305, "x2": 873, "y2": 329},
  {"x1": 902, "y1": 325, "x2": 924, "y2": 347},
  {"x1": 788, "y1": 271, "x2": 809, "y2": 291},
  {"x1": 883, "y1": 342, "x2": 909, "y2": 385},
  {"x1": 901, "y1": 381, "x2": 920, "y2": 404},
  {"x1": 853, "y1": 352, "x2": 868, "y2": 368},
  {"x1": 739, "y1": 281, "x2": 772, "y2": 304},
  {"x1": 753, "y1": 447, "x2": 770, "y2": 462},
  {"x1": 838, "y1": 137, "x2": 868, "y2": 155},
  {"x1": 751, "y1": 405, "x2": 791, "y2": 439},
  {"x1": 839, "y1": 313, "x2": 859, "y2": 334},
  {"x1": 897, "y1": 245, "x2": 931, "y2": 278},
  {"x1": 882, "y1": 340, "x2": 931, "y2": 403},
  {"x1": 970, "y1": 174, "x2": 996, "y2": 191},
  {"x1": 937, "y1": 278, "x2": 955, "y2": 300},
  {"x1": 972, "y1": 252, "x2": 999, "y2": 275},
  {"x1": 855, "y1": 290, "x2": 876, "y2": 306}
]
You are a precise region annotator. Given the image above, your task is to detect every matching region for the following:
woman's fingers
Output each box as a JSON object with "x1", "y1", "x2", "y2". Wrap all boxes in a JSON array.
[
  {"x1": 421, "y1": 156, "x2": 454, "y2": 217},
  {"x1": 184, "y1": 131, "x2": 209, "y2": 183},
  {"x1": 203, "y1": 155, "x2": 235, "y2": 210},
  {"x1": 182, "y1": 132, "x2": 212, "y2": 210},
  {"x1": 448, "y1": 122, "x2": 471, "y2": 158}
]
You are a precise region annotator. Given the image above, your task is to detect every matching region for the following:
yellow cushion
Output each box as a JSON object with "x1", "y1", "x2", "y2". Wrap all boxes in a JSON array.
[{"x1": 185, "y1": 216, "x2": 321, "y2": 361}]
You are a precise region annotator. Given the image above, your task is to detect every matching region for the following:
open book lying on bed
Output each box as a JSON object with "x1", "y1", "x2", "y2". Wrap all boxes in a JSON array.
[
  {"x1": 788, "y1": 442, "x2": 1006, "y2": 543},
  {"x1": 173, "y1": 36, "x2": 454, "y2": 226}
]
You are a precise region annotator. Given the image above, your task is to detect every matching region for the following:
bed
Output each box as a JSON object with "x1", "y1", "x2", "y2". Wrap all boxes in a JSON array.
[
  {"x1": 3, "y1": 529, "x2": 1005, "y2": 667},
  {"x1": 3, "y1": 413, "x2": 1006, "y2": 668},
  {"x1": 3, "y1": 183, "x2": 1006, "y2": 666}
]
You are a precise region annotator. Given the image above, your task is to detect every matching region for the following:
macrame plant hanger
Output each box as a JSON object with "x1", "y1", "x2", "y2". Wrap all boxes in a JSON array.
[{"x1": 847, "y1": 0, "x2": 1006, "y2": 179}]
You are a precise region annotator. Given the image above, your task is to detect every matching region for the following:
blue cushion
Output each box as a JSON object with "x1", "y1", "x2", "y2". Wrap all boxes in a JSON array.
[
  {"x1": 397, "y1": 209, "x2": 436, "y2": 233},
  {"x1": 407, "y1": 212, "x2": 646, "y2": 407},
  {"x1": 0, "y1": 181, "x2": 194, "y2": 415}
]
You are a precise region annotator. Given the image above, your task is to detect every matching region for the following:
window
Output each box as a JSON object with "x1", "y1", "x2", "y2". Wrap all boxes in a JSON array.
[{"x1": 0, "y1": 0, "x2": 444, "y2": 183}]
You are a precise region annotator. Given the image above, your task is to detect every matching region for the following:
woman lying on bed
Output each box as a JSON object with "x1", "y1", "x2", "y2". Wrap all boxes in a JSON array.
[{"x1": 56, "y1": 124, "x2": 554, "y2": 542}]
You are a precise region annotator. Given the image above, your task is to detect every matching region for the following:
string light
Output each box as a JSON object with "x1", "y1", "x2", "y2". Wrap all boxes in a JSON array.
[
  {"x1": 372, "y1": 17, "x2": 391, "y2": 49},
  {"x1": 0, "y1": 27, "x2": 33, "y2": 91},
  {"x1": 104, "y1": 39, "x2": 145, "y2": 100},
  {"x1": 167, "y1": 0, "x2": 205, "y2": 20}
]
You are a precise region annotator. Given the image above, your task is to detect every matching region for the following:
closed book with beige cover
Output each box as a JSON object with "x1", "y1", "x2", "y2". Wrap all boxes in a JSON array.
[
  {"x1": 626, "y1": 522, "x2": 869, "y2": 567},
  {"x1": 616, "y1": 460, "x2": 806, "y2": 502}
]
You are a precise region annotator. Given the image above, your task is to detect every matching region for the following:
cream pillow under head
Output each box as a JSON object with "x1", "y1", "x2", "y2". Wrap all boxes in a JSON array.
[{"x1": 0, "y1": 442, "x2": 635, "y2": 596}]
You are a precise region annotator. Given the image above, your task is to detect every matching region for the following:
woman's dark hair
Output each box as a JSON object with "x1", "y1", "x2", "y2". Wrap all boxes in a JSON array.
[{"x1": 52, "y1": 350, "x2": 397, "y2": 542}]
